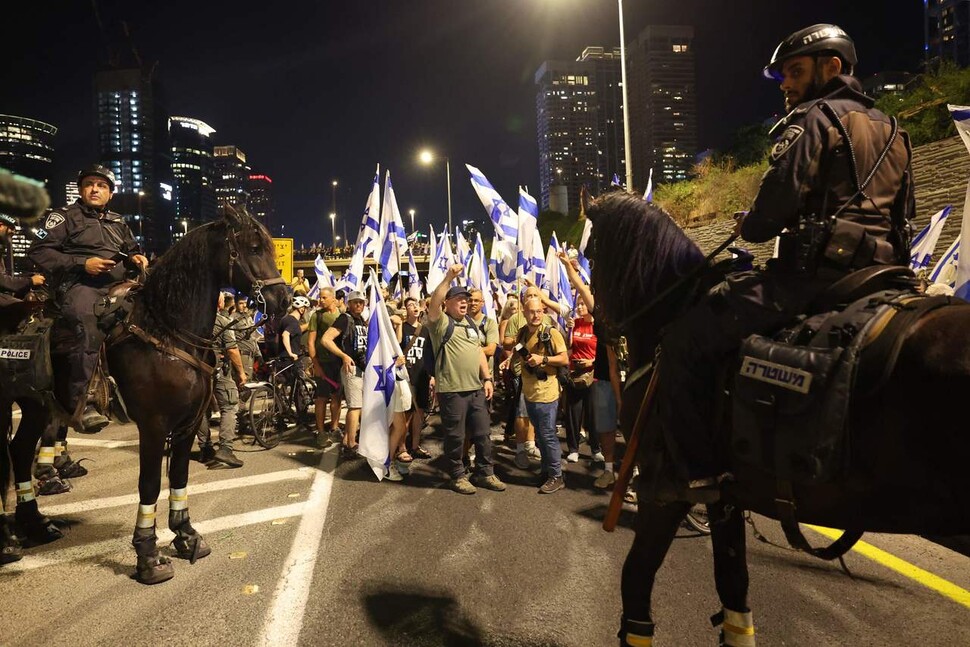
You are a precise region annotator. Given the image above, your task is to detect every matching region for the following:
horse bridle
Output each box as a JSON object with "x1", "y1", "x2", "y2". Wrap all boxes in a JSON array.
[{"x1": 226, "y1": 223, "x2": 286, "y2": 311}]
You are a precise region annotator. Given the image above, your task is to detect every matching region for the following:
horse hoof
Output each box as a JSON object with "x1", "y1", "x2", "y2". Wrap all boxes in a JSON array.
[
  {"x1": 0, "y1": 538, "x2": 22, "y2": 565},
  {"x1": 136, "y1": 555, "x2": 175, "y2": 585},
  {"x1": 173, "y1": 534, "x2": 211, "y2": 564}
]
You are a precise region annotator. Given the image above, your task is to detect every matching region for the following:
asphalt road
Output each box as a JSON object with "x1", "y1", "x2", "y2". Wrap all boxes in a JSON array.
[{"x1": 1, "y1": 416, "x2": 968, "y2": 647}]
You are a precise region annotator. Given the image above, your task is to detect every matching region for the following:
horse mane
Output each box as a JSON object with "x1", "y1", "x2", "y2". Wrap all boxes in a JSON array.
[
  {"x1": 139, "y1": 221, "x2": 224, "y2": 339},
  {"x1": 588, "y1": 192, "x2": 705, "y2": 329}
]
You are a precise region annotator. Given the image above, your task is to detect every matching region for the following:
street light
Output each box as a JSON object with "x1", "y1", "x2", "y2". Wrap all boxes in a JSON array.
[
  {"x1": 418, "y1": 149, "x2": 453, "y2": 235},
  {"x1": 329, "y1": 212, "x2": 336, "y2": 247},
  {"x1": 331, "y1": 179, "x2": 338, "y2": 218},
  {"x1": 181, "y1": 219, "x2": 188, "y2": 236},
  {"x1": 618, "y1": 0, "x2": 633, "y2": 189},
  {"x1": 137, "y1": 190, "x2": 145, "y2": 241},
  {"x1": 408, "y1": 208, "x2": 416, "y2": 233}
]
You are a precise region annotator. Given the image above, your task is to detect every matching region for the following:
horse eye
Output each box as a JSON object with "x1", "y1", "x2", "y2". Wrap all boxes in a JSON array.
[{"x1": 250, "y1": 245, "x2": 260, "y2": 253}]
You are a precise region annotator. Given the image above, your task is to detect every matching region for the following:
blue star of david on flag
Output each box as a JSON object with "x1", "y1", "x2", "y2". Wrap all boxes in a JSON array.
[{"x1": 372, "y1": 362, "x2": 396, "y2": 407}]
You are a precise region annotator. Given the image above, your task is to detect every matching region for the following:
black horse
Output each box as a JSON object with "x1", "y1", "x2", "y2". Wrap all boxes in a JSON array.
[
  {"x1": 1, "y1": 204, "x2": 288, "y2": 582},
  {"x1": 587, "y1": 192, "x2": 970, "y2": 645}
]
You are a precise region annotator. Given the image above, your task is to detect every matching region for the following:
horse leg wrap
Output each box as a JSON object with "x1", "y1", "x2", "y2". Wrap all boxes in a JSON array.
[
  {"x1": 15, "y1": 481, "x2": 35, "y2": 504},
  {"x1": 14, "y1": 498, "x2": 63, "y2": 545},
  {"x1": 169, "y1": 502, "x2": 211, "y2": 565},
  {"x1": 712, "y1": 608, "x2": 755, "y2": 647},
  {"x1": 617, "y1": 617, "x2": 654, "y2": 647},
  {"x1": 132, "y1": 524, "x2": 174, "y2": 585}
]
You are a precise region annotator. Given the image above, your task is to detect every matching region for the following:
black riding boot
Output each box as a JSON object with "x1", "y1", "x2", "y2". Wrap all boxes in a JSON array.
[{"x1": 168, "y1": 509, "x2": 211, "y2": 564}]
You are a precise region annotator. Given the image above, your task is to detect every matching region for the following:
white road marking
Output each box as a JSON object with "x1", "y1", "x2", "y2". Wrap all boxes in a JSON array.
[
  {"x1": 258, "y1": 447, "x2": 339, "y2": 646},
  {"x1": 61, "y1": 437, "x2": 140, "y2": 449},
  {"x1": 1, "y1": 502, "x2": 306, "y2": 574},
  {"x1": 40, "y1": 468, "x2": 314, "y2": 516}
]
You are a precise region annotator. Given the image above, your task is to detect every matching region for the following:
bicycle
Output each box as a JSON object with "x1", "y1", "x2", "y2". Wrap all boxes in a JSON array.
[{"x1": 245, "y1": 357, "x2": 315, "y2": 449}]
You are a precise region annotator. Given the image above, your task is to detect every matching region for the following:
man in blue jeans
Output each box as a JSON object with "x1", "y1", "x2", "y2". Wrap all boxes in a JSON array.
[{"x1": 513, "y1": 296, "x2": 569, "y2": 494}]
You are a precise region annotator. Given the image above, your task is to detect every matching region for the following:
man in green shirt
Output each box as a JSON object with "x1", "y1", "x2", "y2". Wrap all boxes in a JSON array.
[
  {"x1": 308, "y1": 287, "x2": 343, "y2": 444},
  {"x1": 428, "y1": 264, "x2": 503, "y2": 495}
]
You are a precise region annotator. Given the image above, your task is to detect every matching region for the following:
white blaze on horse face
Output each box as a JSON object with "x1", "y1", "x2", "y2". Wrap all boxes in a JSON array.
[
  {"x1": 169, "y1": 487, "x2": 188, "y2": 512},
  {"x1": 136, "y1": 503, "x2": 156, "y2": 529}
]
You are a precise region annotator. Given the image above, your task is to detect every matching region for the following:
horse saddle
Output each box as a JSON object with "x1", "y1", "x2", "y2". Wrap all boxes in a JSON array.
[{"x1": 731, "y1": 278, "x2": 963, "y2": 485}]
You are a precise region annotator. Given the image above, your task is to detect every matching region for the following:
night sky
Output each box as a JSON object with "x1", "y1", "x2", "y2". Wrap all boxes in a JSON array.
[{"x1": 2, "y1": 0, "x2": 924, "y2": 246}]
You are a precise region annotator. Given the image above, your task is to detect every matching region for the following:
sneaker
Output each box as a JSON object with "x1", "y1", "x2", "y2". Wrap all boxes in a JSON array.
[
  {"x1": 526, "y1": 445, "x2": 541, "y2": 459},
  {"x1": 591, "y1": 450, "x2": 606, "y2": 464},
  {"x1": 565, "y1": 452, "x2": 579, "y2": 463},
  {"x1": 315, "y1": 432, "x2": 334, "y2": 449},
  {"x1": 450, "y1": 477, "x2": 477, "y2": 495},
  {"x1": 473, "y1": 474, "x2": 506, "y2": 492},
  {"x1": 80, "y1": 406, "x2": 110, "y2": 434},
  {"x1": 514, "y1": 451, "x2": 531, "y2": 469},
  {"x1": 539, "y1": 476, "x2": 565, "y2": 494},
  {"x1": 594, "y1": 471, "x2": 616, "y2": 489},
  {"x1": 213, "y1": 446, "x2": 243, "y2": 468},
  {"x1": 386, "y1": 465, "x2": 404, "y2": 482}
]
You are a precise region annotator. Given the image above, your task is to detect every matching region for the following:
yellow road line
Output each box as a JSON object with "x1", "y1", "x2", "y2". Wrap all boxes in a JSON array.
[{"x1": 808, "y1": 525, "x2": 970, "y2": 610}]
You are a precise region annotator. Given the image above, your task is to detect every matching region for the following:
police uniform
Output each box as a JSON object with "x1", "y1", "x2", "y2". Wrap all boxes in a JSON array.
[
  {"x1": 197, "y1": 313, "x2": 240, "y2": 451},
  {"x1": 231, "y1": 309, "x2": 262, "y2": 381},
  {"x1": 27, "y1": 199, "x2": 140, "y2": 416},
  {"x1": 658, "y1": 74, "x2": 915, "y2": 484}
]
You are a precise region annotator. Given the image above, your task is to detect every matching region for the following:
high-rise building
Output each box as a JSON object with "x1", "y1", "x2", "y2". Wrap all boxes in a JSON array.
[
  {"x1": 94, "y1": 66, "x2": 174, "y2": 253},
  {"x1": 578, "y1": 47, "x2": 626, "y2": 193},
  {"x1": 628, "y1": 25, "x2": 698, "y2": 189},
  {"x1": 247, "y1": 173, "x2": 274, "y2": 230},
  {"x1": 169, "y1": 116, "x2": 217, "y2": 224},
  {"x1": 925, "y1": 0, "x2": 970, "y2": 67},
  {"x1": 214, "y1": 146, "x2": 251, "y2": 209},
  {"x1": 0, "y1": 114, "x2": 58, "y2": 272},
  {"x1": 535, "y1": 57, "x2": 601, "y2": 212}
]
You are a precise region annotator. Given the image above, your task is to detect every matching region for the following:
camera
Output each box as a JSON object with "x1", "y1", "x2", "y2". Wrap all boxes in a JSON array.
[{"x1": 515, "y1": 343, "x2": 546, "y2": 380}]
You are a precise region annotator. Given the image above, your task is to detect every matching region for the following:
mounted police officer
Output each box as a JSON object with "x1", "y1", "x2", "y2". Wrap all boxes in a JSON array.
[
  {"x1": 657, "y1": 24, "x2": 915, "y2": 500},
  {"x1": 27, "y1": 165, "x2": 149, "y2": 433}
]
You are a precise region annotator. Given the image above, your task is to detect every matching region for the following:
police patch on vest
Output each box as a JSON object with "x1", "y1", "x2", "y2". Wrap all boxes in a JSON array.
[
  {"x1": 770, "y1": 125, "x2": 805, "y2": 161},
  {"x1": 44, "y1": 213, "x2": 65, "y2": 230},
  {"x1": 739, "y1": 356, "x2": 812, "y2": 394},
  {"x1": 0, "y1": 348, "x2": 31, "y2": 360}
]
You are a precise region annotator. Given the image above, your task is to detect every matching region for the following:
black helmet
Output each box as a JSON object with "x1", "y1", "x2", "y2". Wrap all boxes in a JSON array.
[
  {"x1": 764, "y1": 24, "x2": 857, "y2": 81},
  {"x1": 77, "y1": 164, "x2": 117, "y2": 192}
]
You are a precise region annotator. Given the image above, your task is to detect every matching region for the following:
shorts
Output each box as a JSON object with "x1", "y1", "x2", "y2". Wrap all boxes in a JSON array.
[
  {"x1": 393, "y1": 379, "x2": 413, "y2": 413},
  {"x1": 314, "y1": 361, "x2": 342, "y2": 398},
  {"x1": 412, "y1": 371, "x2": 432, "y2": 410},
  {"x1": 590, "y1": 379, "x2": 617, "y2": 435},
  {"x1": 341, "y1": 368, "x2": 364, "y2": 409}
]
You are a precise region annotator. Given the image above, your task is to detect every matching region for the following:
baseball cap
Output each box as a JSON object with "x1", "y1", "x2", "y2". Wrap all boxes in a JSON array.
[
  {"x1": 346, "y1": 290, "x2": 366, "y2": 303},
  {"x1": 446, "y1": 286, "x2": 471, "y2": 300}
]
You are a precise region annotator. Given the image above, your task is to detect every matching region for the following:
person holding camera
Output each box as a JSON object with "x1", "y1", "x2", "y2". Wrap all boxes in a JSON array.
[{"x1": 513, "y1": 295, "x2": 569, "y2": 494}]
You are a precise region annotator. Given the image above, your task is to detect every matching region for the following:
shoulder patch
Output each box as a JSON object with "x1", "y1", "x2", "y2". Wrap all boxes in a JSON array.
[
  {"x1": 770, "y1": 125, "x2": 805, "y2": 161},
  {"x1": 33, "y1": 228, "x2": 48, "y2": 240},
  {"x1": 44, "y1": 212, "x2": 66, "y2": 230}
]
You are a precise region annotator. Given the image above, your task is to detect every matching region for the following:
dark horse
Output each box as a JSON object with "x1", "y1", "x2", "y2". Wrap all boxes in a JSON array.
[
  {"x1": 587, "y1": 192, "x2": 970, "y2": 645},
  {"x1": 1, "y1": 205, "x2": 288, "y2": 581}
]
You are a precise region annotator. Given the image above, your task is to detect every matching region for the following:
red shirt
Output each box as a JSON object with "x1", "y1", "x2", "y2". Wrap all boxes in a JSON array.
[{"x1": 569, "y1": 317, "x2": 596, "y2": 371}]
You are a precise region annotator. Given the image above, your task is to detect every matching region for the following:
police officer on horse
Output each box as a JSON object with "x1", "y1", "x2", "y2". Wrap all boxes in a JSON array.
[
  {"x1": 28, "y1": 165, "x2": 149, "y2": 433},
  {"x1": 658, "y1": 24, "x2": 915, "y2": 499}
]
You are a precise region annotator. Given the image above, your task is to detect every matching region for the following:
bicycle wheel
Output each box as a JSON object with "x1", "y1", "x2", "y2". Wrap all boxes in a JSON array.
[
  {"x1": 685, "y1": 503, "x2": 711, "y2": 535},
  {"x1": 249, "y1": 384, "x2": 282, "y2": 449},
  {"x1": 293, "y1": 377, "x2": 315, "y2": 426}
]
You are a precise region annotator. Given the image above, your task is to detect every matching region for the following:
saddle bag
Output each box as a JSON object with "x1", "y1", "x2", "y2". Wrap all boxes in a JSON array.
[
  {"x1": 731, "y1": 334, "x2": 857, "y2": 484},
  {"x1": 0, "y1": 316, "x2": 55, "y2": 401}
]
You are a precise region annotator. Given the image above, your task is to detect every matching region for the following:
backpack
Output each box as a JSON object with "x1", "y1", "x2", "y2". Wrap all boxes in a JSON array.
[{"x1": 424, "y1": 315, "x2": 478, "y2": 377}]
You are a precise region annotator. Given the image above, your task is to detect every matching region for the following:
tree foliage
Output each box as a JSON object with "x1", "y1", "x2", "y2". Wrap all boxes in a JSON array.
[
  {"x1": 653, "y1": 157, "x2": 767, "y2": 225},
  {"x1": 876, "y1": 62, "x2": 970, "y2": 147}
]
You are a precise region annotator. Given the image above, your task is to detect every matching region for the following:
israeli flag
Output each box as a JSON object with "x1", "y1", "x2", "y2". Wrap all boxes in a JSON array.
[
  {"x1": 490, "y1": 238, "x2": 518, "y2": 287},
  {"x1": 910, "y1": 206, "x2": 951, "y2": 271},
  {"x1": 545, "y1": 232, "x2": 574, "y2": 324},
  {"x1": 427, "y1": 226, "x2": 455, "y2": 293},
  {"x1": 929, "y1": 236, "x2": 960, "y2": 285},
  {"x1": 517, "y1": 187, "x2": 538, "y2": 276},
  {"x1": 611, "y1": 173, "x2": 623, "y2": 188},
  {"x1": 355, "y1": 166, "x2": 382, "y2": 259},
  {"x1": 337, "y1": 242, "x2": 365, "y2": 292},
  {"x1": 314, "y1": 254, "x2": 336, "y2": 289},
  {"x1": 455, "y1": 228, "x2": 472, "y2": 268},
  {"x1": 466, "y1": 164, "x2": 518, "y2": 241},
  {"x1": 468, "y1": 233, "x2": 495, "y2": 320},
  {"x1": 529, "y1": 231, "x2": 546, "y2": 288},
  {"x1": 576, "y1": 250, "x2": 592, "y2": 285},
  {"x1": 407, "y1": 247, "x2": 422, "y2": 301},
  {"x1": 947, "y1": 104, "x2": 970, "y2": 298},
  {"x1": 643, "y1": 168, "x2": 654, "y2": 202},
  {"x1": 360, "y1": 271, "x2": 403, "y2": 481},
  {"x1": 379, "y1": 172, "x2": 409, "y2": 285}
]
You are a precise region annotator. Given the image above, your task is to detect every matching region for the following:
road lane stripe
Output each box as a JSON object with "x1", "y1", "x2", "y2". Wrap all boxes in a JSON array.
[
  {"x1": 40, "y1": 468, "x2": 314, "y2": 516},
  {"x1": 809, "y1": 526, "x2": 970, "y2": 610},
  {"x1": 1, "y1": 502, "x2": 306, "y2": 574},
  {"x1": 62, "y1": 438, "x2": 140, "y2": 449},
  {"x1": 258, "y1": 447, "x2": 338, "y2": 646}
]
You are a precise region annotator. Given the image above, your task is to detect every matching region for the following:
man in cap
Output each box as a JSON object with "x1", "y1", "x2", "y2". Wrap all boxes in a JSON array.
[
  {"x1": 656, "y1": 23, "x2": 915, "y2": 499},
  {"x1": 28, "y1": 165, "x2": 149, "y2": 432},
  {"x1": 321, "y1": 289, "x2": 369, "y2": 457},
  {"x1": 427, "y1": 265, "x2": 503, "y2": 495}
]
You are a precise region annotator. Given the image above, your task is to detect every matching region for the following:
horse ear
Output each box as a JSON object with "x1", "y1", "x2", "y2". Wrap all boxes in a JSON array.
[
  {"x1": 223, "y1": 203, "x2": 244, "y2": 230},
  {"x1": 580, "y1": 185, "x2": 594, "y2": 218}
]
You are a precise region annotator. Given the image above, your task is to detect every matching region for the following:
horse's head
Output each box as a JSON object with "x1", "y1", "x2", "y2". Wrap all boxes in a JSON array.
[
  {"x1": 222, "y1": 204, "x2": 290, "y2": 317},
  {"x1": 587, "y1": 190, "x2": 705, "y2": 339}
]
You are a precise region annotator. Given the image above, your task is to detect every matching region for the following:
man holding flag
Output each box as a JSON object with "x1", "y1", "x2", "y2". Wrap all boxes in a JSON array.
[{"x1": 427, "y1": 264, "x2": 504, "y2": 495}]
